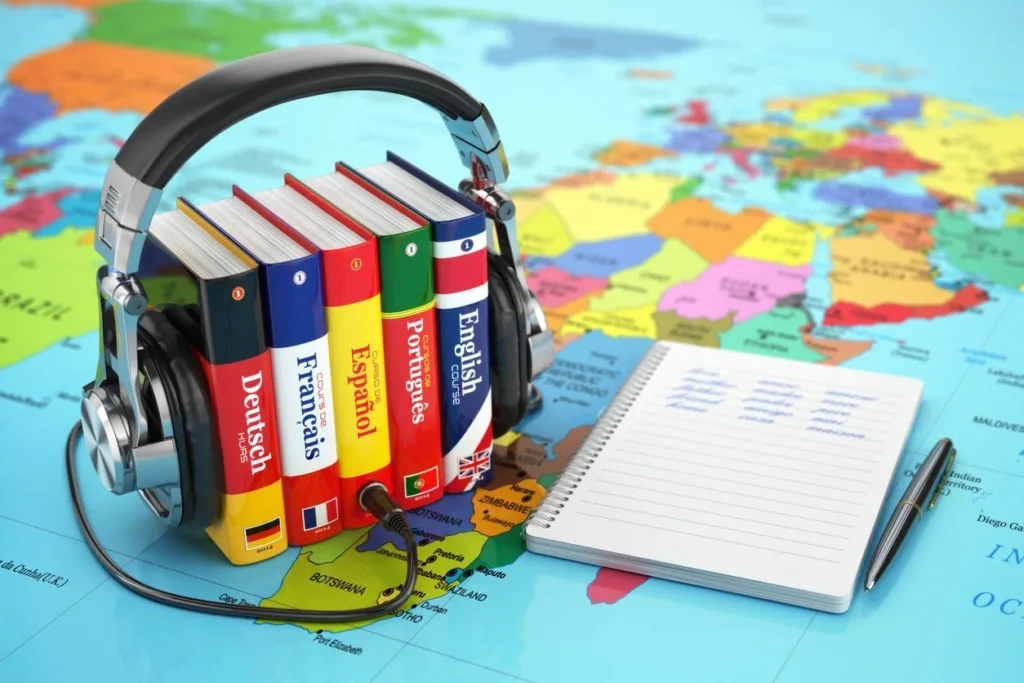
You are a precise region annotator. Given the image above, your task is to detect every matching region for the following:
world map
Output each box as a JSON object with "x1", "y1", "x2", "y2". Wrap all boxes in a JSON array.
[{"x1": 1, "y1": 0, "x2": 1023, "y2": 681}]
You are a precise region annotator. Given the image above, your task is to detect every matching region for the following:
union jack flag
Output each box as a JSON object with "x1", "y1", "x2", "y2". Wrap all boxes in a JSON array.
[{"x1": 458, "y1": 449, "x2": 491, "y2": 480}]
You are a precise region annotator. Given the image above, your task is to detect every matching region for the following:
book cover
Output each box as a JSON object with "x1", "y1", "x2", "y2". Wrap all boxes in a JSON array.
[
  {"x1": 326, "y1": 161, "x2": 444, "y2": 510},
  {"x1": 283, "y1": 174, "x2": 395, "y2": 528},
  {"x1": 196, "y1": 188, "x2": 344, "y2": 546},
  {"x1": 359, "y1": 151, "x2": 494, "y2": 492},
  {"x1": 140, "y1": 197, "x2": 290, "y2": 565}
]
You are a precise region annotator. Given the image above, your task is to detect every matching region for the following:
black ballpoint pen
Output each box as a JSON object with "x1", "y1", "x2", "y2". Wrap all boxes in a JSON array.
[{"x1": 863, "y1": 437, "x2": 957, "y2": 592}]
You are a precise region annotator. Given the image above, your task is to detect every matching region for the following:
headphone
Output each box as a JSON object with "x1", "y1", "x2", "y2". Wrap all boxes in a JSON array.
[{"x1": 66, "y1": 44, "x2": 555, "y2": 622}]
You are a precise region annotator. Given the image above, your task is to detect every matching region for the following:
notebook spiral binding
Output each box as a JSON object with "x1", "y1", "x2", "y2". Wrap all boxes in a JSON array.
[{"x1": 525, "y1": 343, "x2": 670, "y2": 531}]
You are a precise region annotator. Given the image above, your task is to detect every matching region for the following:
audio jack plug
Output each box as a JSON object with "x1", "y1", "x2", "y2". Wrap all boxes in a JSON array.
[{"x1": 359, "y1": 482, "x2": 411, "y2": 538}]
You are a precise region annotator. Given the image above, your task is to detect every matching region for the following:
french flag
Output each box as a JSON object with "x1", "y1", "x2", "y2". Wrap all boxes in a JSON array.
[{"x1": 302, "y1": 497, "x2": 339, "y2": 532}]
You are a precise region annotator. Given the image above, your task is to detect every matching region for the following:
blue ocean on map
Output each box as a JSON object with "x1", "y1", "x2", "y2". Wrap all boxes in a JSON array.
[{"x1": 3, "y1": 0, "x2": 1024, "y2": 680}]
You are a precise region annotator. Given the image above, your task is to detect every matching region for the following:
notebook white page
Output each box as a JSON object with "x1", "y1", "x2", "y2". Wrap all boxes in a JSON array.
[{"x1": 524, "y1": 340, "x2": 923, "y2": 608}]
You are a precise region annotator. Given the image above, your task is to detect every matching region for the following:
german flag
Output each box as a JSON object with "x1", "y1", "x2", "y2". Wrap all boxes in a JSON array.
[{"x1": 244, "y1": 517, "x2": 282, "y2": 551}]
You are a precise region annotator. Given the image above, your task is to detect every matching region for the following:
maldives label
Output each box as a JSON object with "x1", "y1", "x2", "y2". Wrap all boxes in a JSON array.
[
  {"x1": 436, "y1": 301, "x2": 493, "y2": 492},
  {"x1": 382, "y1": 306, "x2": 443, "y2": 507},
  {"x1": 270, "y1": 334, "x2": 339, "y2": 477},
  {"x1": 199, "y1": 351, "x2": 282, "y2": 495}
]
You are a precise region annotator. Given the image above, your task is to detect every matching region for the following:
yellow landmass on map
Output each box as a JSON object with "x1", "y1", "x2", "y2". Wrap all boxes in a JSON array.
[
  {"x1": 594, "y1": 140, "x2": 675, "y2": 167},
  {"x1": 788, "y1": 129, "x2": 849, "y2": 151},
  {"x1": 0, "y1": 228, "x2": 104, "y2": 369},
  {"x1": 1007, "y1": 208, "x2": 1024, "y2": 227},
  {"x1": 829, "y1": 231, "x2": 949, "y2": 308},
  {"x1": 471, "y1": 479, "x2": 546, "y2": 536},
  {"x1": 766, "y1": 91, "x2": 890, "y2": 123},
  {"x1": 734, "y1": 217, "x2": 832, "y2": 267},
  {"x1": 917, "y1": 98, "x2": 992, "y2": 125},
  {"x1": 723, "y1": 122, "x2": 790, "y2": 149},
  {"x1": 541, "y1": 173, "x2": 681, "y2": 242},
  {"x1": 493, "y1": 430, "x2": 520, "y2": 448},
  {"x1": 591, "y1": 238, "x2": 707, "y2": 311},
  {"x1": 260, "y1": 529, "x2": 488, "y2": 633},
  {"x1": 508, "y1": 191, "x2": 545, "y2": 226},
  {"x1": 517, "y1": 205, "x2": 575, "y2": 258},
  {"x1": 561, "y1": 304, "x2": 657, "y2": 339},
  {"x1": 723, "y1": 124, "x2": 844, "y2": 153},
  {"x1": 889, "y1": 113, "x2": 1024, "y2": 201}
]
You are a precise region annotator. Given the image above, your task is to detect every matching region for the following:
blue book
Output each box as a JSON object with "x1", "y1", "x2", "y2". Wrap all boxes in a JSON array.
[
  {"x1": 187, "y1": 186, "x2": 343, "y2": 547},
  {"x1": 355, "y1": 151, "x2": 494, "y2": 493}
]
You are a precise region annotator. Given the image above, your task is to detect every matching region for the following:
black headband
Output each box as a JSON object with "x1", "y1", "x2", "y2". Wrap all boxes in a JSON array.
[
  {"x1": 115, "y1": 45, "x2": 487, "y2": 188},
  {"x1": 97, "y1": 44, "x2": 507, "y2": 273}
]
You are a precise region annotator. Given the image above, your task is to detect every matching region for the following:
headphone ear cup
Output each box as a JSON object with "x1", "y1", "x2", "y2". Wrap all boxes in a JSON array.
[
  {"x1": 486, "y1": 252, "x2": 530, "y2": 437},
  {"x1": 137, "y1": 307, "x2": 222, "y2": 530}
]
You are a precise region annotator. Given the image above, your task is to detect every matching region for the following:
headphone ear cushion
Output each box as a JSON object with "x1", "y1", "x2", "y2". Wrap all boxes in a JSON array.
[
  {"x1": 487, "y1": 252, "x2": 529, "y2": 437},
  {"x1": 138, "y1": 307, "x2": 222, "y2": 530}
]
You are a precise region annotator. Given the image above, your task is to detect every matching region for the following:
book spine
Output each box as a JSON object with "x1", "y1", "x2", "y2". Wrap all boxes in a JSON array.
[
  {"x1": 321, "y1": 242, "x2": 393, "y2": 528},
  {"x1": 377, "y1": 230, "x2": 444, "y2": 510},
  {"x1": 262, "y1": 257, "x2": 343, "y2": 546},
  {"x1": 194, "y1": 272, "x2": 289, "y2": 565},
  {"x1": 431, "y1": 216, "x2": 493, "y2": 492}
]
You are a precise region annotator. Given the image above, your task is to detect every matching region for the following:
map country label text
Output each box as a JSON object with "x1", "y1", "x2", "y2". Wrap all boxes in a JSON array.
[
  {"x1": 308, "y1": 572, "x2": 367, "y2": 595},
  {"x1": 312, "y1": 633, "x2": 364, "y2": 655},
  {"x1": 217, "y1": 593, "x2": 257, "y2": 606},
  {"x1": 978, "y1": 518, "x2": 1024, "y2": 533},
  {"x1": 0, "y1": 559, "x2": 67, "y2": 587}
]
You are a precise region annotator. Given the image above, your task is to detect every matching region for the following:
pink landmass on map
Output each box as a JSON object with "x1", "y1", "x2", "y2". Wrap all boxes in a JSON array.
[
  {"x1": 657, "y1": 256, "x2": 810, "y2": 323},
  {"x1": 846, "y1": 134, "x2": 902, "y2": 151},
  {"x1": 0, "y1": 188, "x2": 73, "y2": 237},
  {"x1": 526, "y1": 265, "x2": 608, "y2": 309},
  {"x1": 587, "y1": 568, "x2": 649, "y2": 605}
]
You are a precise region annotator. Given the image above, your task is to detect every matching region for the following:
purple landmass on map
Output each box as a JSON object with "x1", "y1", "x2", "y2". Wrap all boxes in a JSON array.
[
  {"x1": 864, "y1": 95, "x2": 923, "y2": 122},
  {"x1": 667, "y1": 127, "x2": 728, "y2": 153},
  {"x1": 357, "y1": 490, "x2": 475, "y2": 552},
  {"x1": 814, "y1": 181, "x2": 939, "y2": 213},
  {"x1": 0, "y1": 87, "x2": 57, "y2": 155}
]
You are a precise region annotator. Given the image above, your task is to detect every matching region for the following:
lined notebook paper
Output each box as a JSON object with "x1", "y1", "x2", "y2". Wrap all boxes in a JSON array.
[{"x1": 523, "y1": 341, "x2": 923, "y2": 613}]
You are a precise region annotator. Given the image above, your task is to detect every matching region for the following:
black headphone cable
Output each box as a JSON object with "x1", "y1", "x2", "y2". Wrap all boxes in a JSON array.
[{"x1": 64, "y1": 421, "x2": 419, "y2": 621}]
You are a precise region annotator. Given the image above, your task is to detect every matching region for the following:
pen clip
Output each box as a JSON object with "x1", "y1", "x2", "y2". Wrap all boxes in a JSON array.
[{"x1": 928, "y1": 446, "x2": 956, "y2": 510}]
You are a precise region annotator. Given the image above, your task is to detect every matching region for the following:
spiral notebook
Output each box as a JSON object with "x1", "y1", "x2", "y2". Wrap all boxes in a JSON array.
[{"x1": 523, "y1": 341, "x2": 924, "y2": 613}]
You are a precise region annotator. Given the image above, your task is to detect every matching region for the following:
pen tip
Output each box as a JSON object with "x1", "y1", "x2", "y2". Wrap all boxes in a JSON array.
[{"x1": 864, "y1": 579, "x2": 875, "y2": 593}]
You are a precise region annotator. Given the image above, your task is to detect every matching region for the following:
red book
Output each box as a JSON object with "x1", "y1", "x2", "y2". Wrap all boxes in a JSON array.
[{"x1": 302, "y1": 163, "x2": 444, "y2": 511}]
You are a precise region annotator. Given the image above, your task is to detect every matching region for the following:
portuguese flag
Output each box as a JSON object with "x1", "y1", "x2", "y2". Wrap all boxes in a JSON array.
[{"x1": 404, "y1": 466, "x2": 439, "y2": 497}]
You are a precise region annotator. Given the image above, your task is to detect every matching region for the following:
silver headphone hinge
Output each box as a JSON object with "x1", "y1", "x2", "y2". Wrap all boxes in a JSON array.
[{"x1": 97, "y1": 269, "x2": 149, "y2": 448}]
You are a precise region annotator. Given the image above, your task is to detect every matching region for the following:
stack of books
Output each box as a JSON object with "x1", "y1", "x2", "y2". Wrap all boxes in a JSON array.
[{"x1": 138, "y1": 152, "x2": 496, "y2": 565}]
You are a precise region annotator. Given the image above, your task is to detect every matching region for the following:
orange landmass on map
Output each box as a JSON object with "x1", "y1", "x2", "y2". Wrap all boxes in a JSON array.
[
  {"x1": 800, "y1": 328, "x2": 873, "y2": 365},
  {"x1": 648, "y1": 197, "x2": 769, "y2": 263},
  {"x1": 829, "y1": 231, "x2": 949, "y2": 308},
  {"x1": 471, "y1": 478, "x2": 546, "y2": 536},
  {"x1": 859, "y1": 209, "x2": 936, "y2": 250},
  {"x1": 594, "y1": 140, "x2": 675, "y2": 167},
  {"x1": 544, "y1": 294, "x2": 591, "y2": 336},
  {"x1": 7, "y1": 0, "x2": 127, "y2": 7},
  {"x1": 8, "y1": 41, "x2": 214, "y2": 114},
  {"x1": 545, "y1": 170, "x2": 617, "y2": 189}
]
